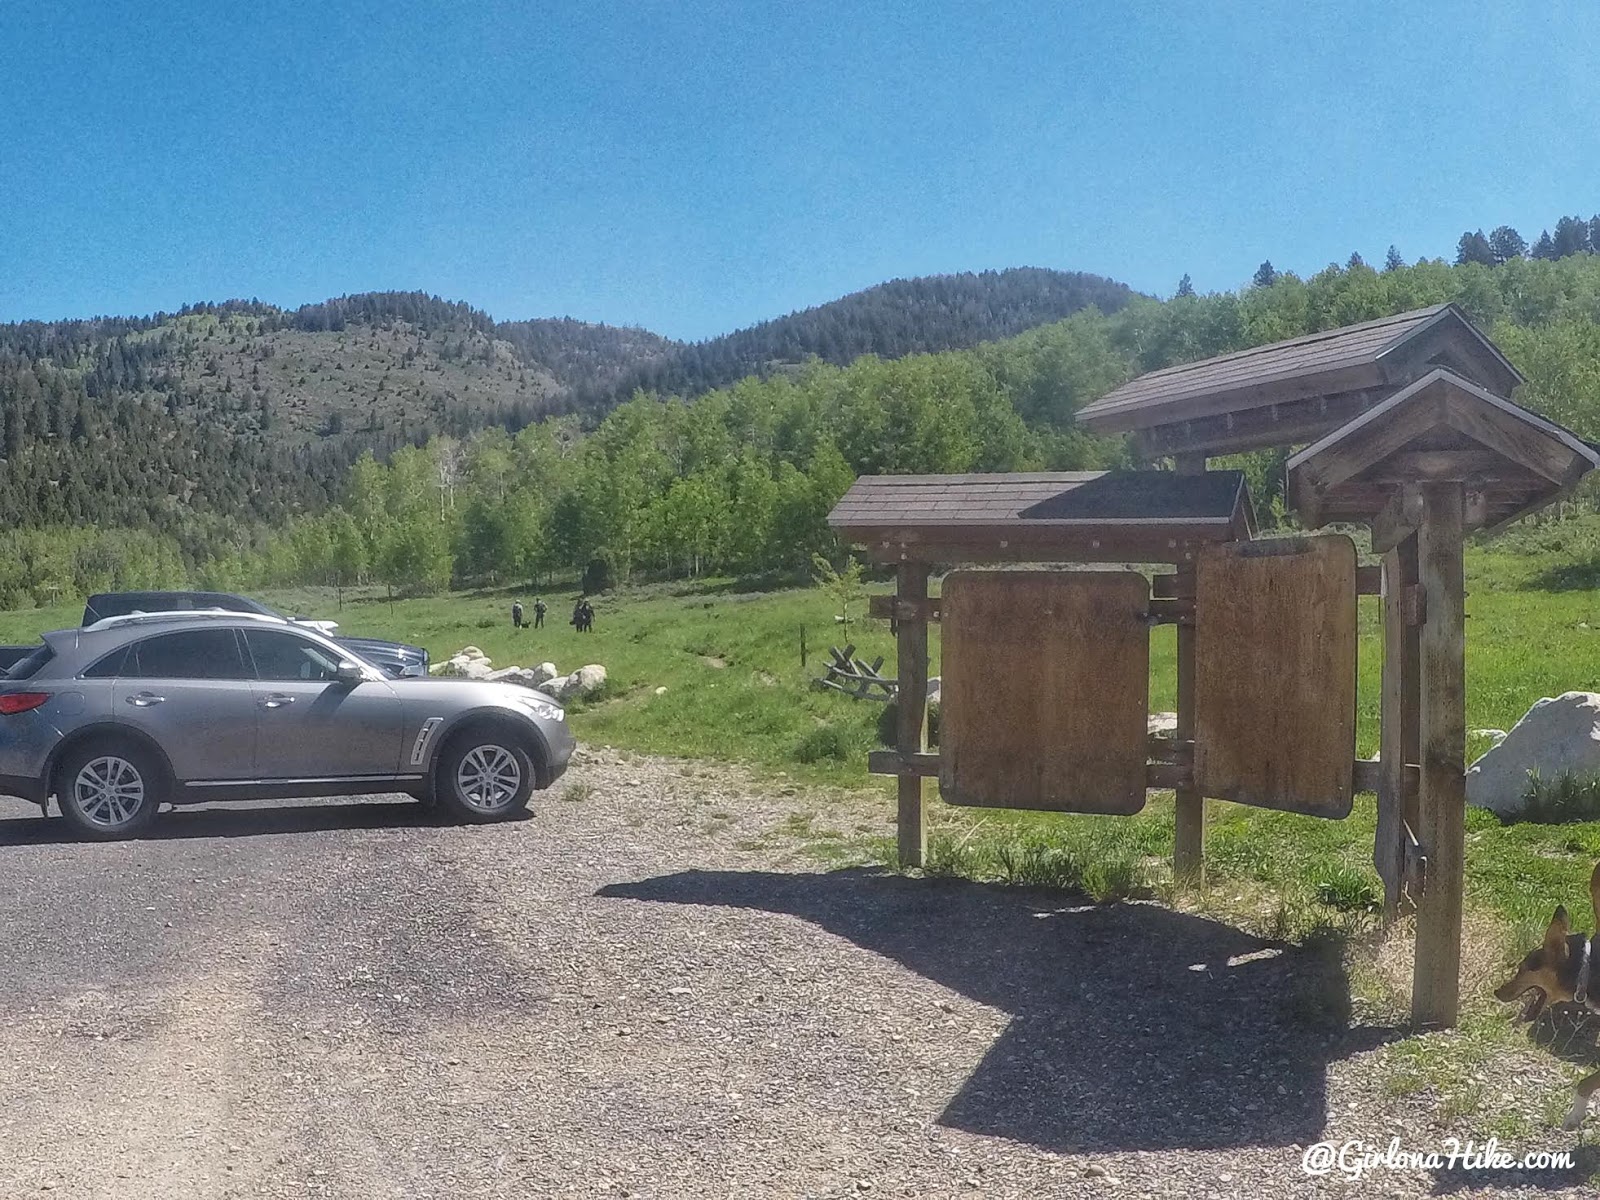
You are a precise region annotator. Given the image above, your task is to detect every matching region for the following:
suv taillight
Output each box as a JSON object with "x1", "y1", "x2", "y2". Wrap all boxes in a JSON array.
[{"x1": 0, "y1": 693, "x2": 49, "y2": 715}]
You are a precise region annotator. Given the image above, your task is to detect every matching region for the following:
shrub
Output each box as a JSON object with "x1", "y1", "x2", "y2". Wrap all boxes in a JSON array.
[
  {"x1": 794, "y1": 724, "x2": 853, "y2": 763},
  {"x1": 1309, "y1": 862, "x2": 1381, "y2": 913},
  {"x1": 923, "y1": 833, "x2": 974, "y2": 878},
  {"x1": 1519, "y1": 770, "x2": 1600, "y2": 824}
]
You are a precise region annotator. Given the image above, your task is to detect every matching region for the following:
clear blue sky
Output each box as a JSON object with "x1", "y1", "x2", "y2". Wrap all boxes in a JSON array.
[{"x1": 3, "y1": 1, "x2": 1596, "y2": 341}]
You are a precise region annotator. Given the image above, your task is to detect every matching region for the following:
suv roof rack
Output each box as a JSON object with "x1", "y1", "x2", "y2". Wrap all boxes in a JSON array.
[{"x1": 82, "y1": 609, "x2": 290, "y2": 634}]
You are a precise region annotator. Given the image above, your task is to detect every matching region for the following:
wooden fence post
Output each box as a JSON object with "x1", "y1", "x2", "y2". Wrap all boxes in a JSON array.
[
  {"x1": 1412, "y1": 483, "x2": 1466, "y2": 1028},
  {"x1": 1378, "y1": 537, "x2": 1420, "y2": 919},
  {"x1": 896, "y1": 562, "x2": 931, "y2": 868},
  {"x1": 1173, "y1": 451, "x2": 1205, "y2": 885}
]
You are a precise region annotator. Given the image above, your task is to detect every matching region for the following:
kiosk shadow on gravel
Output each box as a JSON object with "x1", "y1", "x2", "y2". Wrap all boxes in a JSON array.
[{"x1": 600, "y1": 867, "x2": 1399, "y2": 1154}]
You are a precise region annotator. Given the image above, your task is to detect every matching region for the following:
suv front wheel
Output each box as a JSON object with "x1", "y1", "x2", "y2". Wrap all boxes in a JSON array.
[
  {"x1": 434, "y1": 733, "x2": 535, "y2": 822},
  {"x1": 55, "y1": 741, "x2": 164, "y2": 840}
]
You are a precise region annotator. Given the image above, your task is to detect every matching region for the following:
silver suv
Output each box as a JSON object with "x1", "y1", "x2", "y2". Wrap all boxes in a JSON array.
[{"x1": 0, "y1": 612, "x2": 575, "y2": 839}]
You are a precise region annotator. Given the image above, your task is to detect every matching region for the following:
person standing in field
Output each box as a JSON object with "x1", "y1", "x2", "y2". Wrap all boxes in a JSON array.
[
  {"x1": 572, "y1": 598, "x2": 585, "y2": 632},
  {"x1": 511, "y1": 600, "x2": 524, "y2": 630},
  {"x1": 580, "y1": 598, "x2": 594, "y2": 632},
  {"x1": 533, "y1": 598, "x2": 546, "y2": 629}
]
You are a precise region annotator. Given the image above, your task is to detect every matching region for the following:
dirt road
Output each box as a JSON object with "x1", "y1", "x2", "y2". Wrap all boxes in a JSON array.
[{"x1": 0, "y1": 748, "x2": 1592, "y2": 1198}]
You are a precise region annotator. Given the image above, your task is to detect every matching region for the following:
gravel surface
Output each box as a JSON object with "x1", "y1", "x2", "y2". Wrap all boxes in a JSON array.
[{"x1": 1, "y1": 746, "x2": 1597, "y2": 1198}]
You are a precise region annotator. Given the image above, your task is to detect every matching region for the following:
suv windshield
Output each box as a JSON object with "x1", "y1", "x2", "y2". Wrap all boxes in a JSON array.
[
  {"x1": 84, "y1": 592, "x2": 280, "y2": 625},
  {"x1": 3, "y1": 644, "x2": 53, "y2": 681}
]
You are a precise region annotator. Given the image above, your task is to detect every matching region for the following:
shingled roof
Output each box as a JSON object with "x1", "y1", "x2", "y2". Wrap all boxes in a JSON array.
[
  {"x1": 1286, "y1": 368, "x2": 1600, "y2": 531},
  {"x1": 1075, "y1": 304, "x2": 1524, "y2": 456},
  {"x1": 828, "y1": 470, "x2": 1255, "y2": 564}
]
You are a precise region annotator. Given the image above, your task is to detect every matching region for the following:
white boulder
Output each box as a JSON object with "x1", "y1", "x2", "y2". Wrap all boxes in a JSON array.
[
  {"x1": 1466, "y1": 692, "x2": 1600, "y2": 817},
  {"x1": 436, "y1": 646, "x2": 494, "y2": 679},
  {"x1": 531, "y1": 662, "x2": 559, "y2": 686},
  {"x1": 551, "y1": 664, "x2": 608, "y2": 701}
]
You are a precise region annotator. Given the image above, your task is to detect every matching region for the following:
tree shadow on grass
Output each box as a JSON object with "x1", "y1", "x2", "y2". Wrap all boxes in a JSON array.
[
  {"x1": 598, "y1": 866, "x2": 1400, "y2": 1154},
  {"x1": 1523, "y1": 559, "x2": 1600, "y2": 593}
]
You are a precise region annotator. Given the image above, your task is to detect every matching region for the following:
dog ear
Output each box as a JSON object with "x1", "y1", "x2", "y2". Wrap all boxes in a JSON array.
[{"x1": 1546, "y1": 905, "x2": 1572, "y2": 958}]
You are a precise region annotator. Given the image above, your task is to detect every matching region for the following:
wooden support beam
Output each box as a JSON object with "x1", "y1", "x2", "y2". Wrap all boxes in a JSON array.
[
  {"x1": 1377, "y1": 537, "x2": 1422, "y2": 920},
  {"x1": 1412, "y1": 485, "x2": 1466, "y2": 1029},
  {"x1": 870, "y1": 749, "x2": 1193, "y2": 792},
  {"x1": 895, "y1": 563, "x2": 932, "y2": 868},
  {"x1": 1132, "y1": 382, "x2": 1394, "y2": 459},
  {"x1": 1146, "y1": 597, "x2": 1195, "y2": 625},
  {"x1": 1173, "y1": 453, "x2": 1205, "y2": 885},
  {"x1": 1370, "y1": 487, "x2": 1423, "y2": 555},
  {"x1": 1352, "y1": 758, "x2": 1381, "y2": 794},
  {"x1": 1355, "y1": 565, "x2": 1382, "y2": 596},
  {"x1": 1147, "y1": 761, "x2": 1193, "y2": 790},
  {"x1": 868, "y1": 594, "x2": 941, "y2": 623},
  {"x1": 870, "y1": 747, "x2": 1194, "y2": 792},
  {"x1": 868, "y1": 749, "x2": 939, "y2": 776},
  {"x1": 1358, "y1": 449, "x2": 1536, "y2": 485},
  {"x1": 1148, "y1": 734, "x2": 1193, "y2": 762}
]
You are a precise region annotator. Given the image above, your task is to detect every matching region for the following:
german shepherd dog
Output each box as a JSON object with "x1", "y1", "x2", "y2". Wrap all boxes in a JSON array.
[{"x1": 1495, "y1": 862, "x2": 1600, "y2": 1129}]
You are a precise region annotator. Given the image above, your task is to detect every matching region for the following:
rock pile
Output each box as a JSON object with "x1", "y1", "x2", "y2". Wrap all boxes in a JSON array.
[
  {"x1": 434, "y1": 648, "x2": 607, "y2": 701},
  {"x1": 436, "y1": 646, "x2": 493, "y2": 679}
]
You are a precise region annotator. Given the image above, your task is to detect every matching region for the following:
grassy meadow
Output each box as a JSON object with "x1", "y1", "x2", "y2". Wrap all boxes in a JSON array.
[{"x1": 8, "y1": 530, "x2": 1600, "y2": 994}]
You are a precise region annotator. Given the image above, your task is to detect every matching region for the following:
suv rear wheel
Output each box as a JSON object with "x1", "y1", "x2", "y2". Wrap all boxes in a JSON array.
[
  {"x1": 55, "y1": 741, "x2": 164, "y2": 840},
  {"x1": 434, "y1": 733, "x2": 534, "y2": 823}
]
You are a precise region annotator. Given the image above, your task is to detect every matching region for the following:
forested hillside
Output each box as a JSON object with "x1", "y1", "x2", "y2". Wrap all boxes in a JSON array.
[
  {"x1": 13, "y1": 251, "x2": 1600, "y2": 608},
  {"x1": 235, "y1": 252, "x2": 1600, "y2": 604},
  {"x1": 578, "y1": 268, "x2": 1137, "y2": 410},
  {"x1": 0, "y1": 271, "x2": 1133, "y2": 573}
]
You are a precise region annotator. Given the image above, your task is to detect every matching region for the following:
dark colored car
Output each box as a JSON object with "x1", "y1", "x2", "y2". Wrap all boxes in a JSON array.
[{"x1": 81, "y1": 592, "x2": 429, "y2": 679}]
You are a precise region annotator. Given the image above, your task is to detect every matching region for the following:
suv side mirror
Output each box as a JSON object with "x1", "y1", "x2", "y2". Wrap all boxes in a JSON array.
[{"x1": 335, "y1": 661, "x2": 365, "y2": 685}]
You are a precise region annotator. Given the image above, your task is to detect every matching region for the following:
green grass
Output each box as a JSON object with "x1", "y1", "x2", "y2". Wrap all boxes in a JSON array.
[{"x1": 6, "y1": 539, "x2": 1600, "y2": 944}]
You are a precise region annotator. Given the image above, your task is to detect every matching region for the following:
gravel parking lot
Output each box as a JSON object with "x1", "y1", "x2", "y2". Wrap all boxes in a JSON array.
[{"x1": 1, "y1": 747, "x2": 1595, "y2": 1199}]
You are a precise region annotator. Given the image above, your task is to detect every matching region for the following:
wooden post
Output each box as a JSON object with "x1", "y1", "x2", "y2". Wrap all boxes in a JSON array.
[
  {"x1": 1377, "y1": 535, "x2": 1420, "y2": 919},
  {"x1": 896, "y1": 562, "x2": 932, "y2": 868},
  {"x1": 1412, "y1": 483, "x2": 1466, "y2": 1029},
  {"x1": 1173, "y1": 452, "x2": 1205, "y2": 884}
]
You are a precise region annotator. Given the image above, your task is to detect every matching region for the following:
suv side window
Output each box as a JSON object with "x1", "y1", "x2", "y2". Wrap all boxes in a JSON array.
[
  {"x1": 80, "y1": 645, "x2": 129, "y2": 679},
  {"x1": 126, "y1": 630, "x2": 250, "y2": 680},
  {"x1": 243, "y1": 630, "x2": 344, "y2": 682}
]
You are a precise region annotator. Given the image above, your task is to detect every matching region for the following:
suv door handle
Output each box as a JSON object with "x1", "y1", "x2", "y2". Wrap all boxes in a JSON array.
[
  {"x1": 125, "y1": 692, "x2": 166, "y2": 707},
  {"x1": 260, "y1": 694, "x2": 296, "y2": 709}
]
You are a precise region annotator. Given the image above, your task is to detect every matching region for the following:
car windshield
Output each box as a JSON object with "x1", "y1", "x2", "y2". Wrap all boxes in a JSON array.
[
  {"x1": 85, "y1": 593, "x2": 283, "y2": 624},
  {"x1": 3, "y1": 643, "x2": 53, "y2": 680}
]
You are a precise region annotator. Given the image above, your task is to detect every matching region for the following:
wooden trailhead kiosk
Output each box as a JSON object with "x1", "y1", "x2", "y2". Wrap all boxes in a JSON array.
[{"x1": 829, "y1": 304, "x2": 1599, "y2": 1028}]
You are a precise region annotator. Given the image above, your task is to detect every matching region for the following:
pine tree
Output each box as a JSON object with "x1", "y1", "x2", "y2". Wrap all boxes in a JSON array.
[
  {"x1": 1489, "y1": 226, "x2": 1527, "y2": 264},
  {"x1": 1347, "y1": 251, "x2": 1367, "y2": 270},
  {"x1": 1455, "y1": 230, "x2": 1495, "y2": 266},
  {"x1": 1531, "y1": 230, "x2": 1557, "y2": 260},
  {"x1": 1251, "y1": 261, "x2": 1278, "y2": 288},
  {"x1": 1175, "y1": 274, "x2": 1195, "y2": 298},
  {"x1": 1384, "y1": 245, "x2": 1404, "y2": 272},
  {"x1": 1554, "y1": 215, "x2": 1591, "y2": 258}
]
